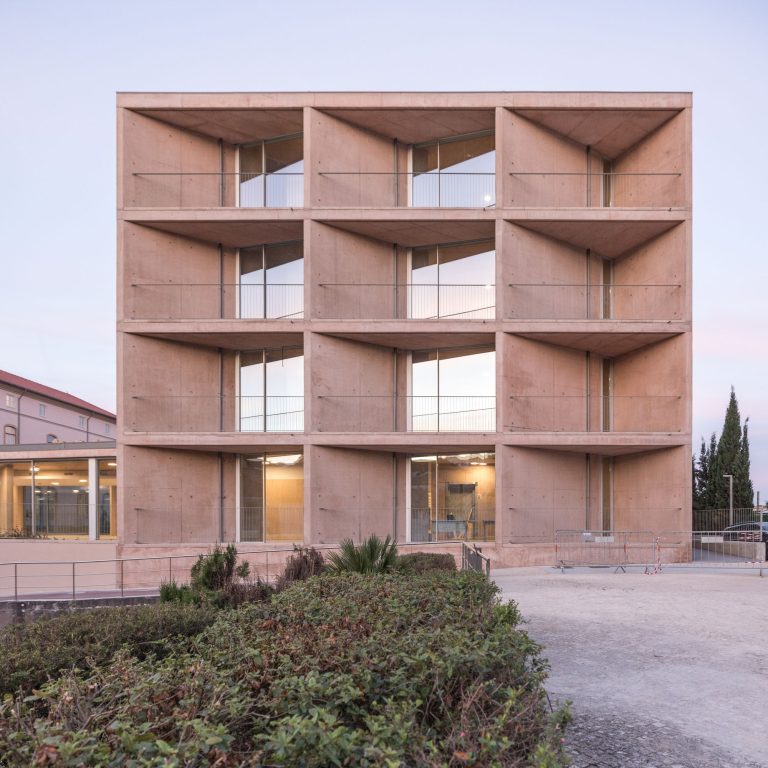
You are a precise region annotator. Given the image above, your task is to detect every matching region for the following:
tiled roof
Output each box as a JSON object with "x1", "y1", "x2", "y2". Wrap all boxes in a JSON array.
[{"x1": 0, "y1": 370, "x2": 115, "y2": 420}]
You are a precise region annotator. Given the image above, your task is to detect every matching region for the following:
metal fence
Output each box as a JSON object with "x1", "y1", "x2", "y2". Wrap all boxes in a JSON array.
[
  {"x1": 461, "y1": 542, "x2": 491, "y2": 577},
  {"x1": 692, "y1": 508, "x2": 762, "y2": 532},
  {"x1": 0, "y1": 541, "x2": 466, "y2": 602},
  {"x1": 554, "y1": 529, "x2": 766, "y2": 574}
]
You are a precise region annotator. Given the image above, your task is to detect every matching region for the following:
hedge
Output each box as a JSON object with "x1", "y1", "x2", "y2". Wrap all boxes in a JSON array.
[{"x1": 0, "y1": 571, "x2": 568, "y2": 767}]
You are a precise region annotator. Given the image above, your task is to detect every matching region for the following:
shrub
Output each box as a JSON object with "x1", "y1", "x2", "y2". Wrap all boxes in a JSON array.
[
  {"x1": 0, "y1": 572, "x2": 568, "y2": 766},
  {"x1": 326, "y1": 534, "x2": 398, "y2": 574},
  {"x1": 395, "y1": 551, "x2": 457, "y2": 574},
  {"x1": 162, "y1": 544, "x2": 265, "y2": 607},
  {"x1": 273, "y1": 546, "x2": 325, "y2": 591},
  {"x1": 0, "y1": 602, "x2": 218, "y2": 696}
]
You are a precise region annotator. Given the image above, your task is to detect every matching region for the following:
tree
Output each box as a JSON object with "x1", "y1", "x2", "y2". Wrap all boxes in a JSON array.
[{"x1": 692, "y1": 388, "x2": 754, "y2": 510}]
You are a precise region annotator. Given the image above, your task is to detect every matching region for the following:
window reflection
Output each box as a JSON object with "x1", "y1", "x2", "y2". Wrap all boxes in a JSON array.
[
  {"x1": 239, "y1": 135, "x2": 304, "y2": 207},
  {"x1": 411, "y1": 346, "x2": 495, "y2": 431},
  {"x1": 412, "y1": 131, "x2": 495, "y2": 207},
  {"x1": 239, "y1": 241, "x2": 304, "y2": 319},
  {"x1": 410, "y1": 453, "x2": 495, "y2": 542},
  {"x1": 410, "y1": 239, "x2": 495, "y2": 319},
  {"x1": 239, "y1": 348, "x2": 304, "y2": 432}
]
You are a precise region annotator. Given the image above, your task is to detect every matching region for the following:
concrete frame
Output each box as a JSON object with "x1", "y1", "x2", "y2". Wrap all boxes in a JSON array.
[{"x1": 117, "y1": 92, "x2": 692, "y2": 565}]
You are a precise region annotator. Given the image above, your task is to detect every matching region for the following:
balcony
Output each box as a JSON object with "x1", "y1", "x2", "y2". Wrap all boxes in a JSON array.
[
  {"x1": 505, "y1": 283, "x2": 683, "y2": 321},
  {"x1": 315, "y1": 396, "x2": 496, "y2": 433},
  {"x1": 128, "y1": 172, "x2": 303, "y2": 208},
  {"x1": 507, "y1": 395, "x2": 683, "y2": 433},
  {"x1": 127, "y1": 396, "x2": 304, "y2": 433},
  {"x1": 316, "y1": 172, "x2": 495, "y2": 208},
  {"x1": 507, "y1": 171, "x2": 683, "y2": 208},
  {"x1": 128, "y1": 283, "x2": 304, "y2": 320}
]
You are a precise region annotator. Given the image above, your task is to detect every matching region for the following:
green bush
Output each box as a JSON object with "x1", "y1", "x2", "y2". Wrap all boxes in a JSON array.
[
  {"x1": 326, "y1": 534, "x2": 398, "y2": 573},
  {"x1": 161, "y1": 544, "x2": 268, "y2": 607},
  {"x1": 395, "y1": 551, "x2": 457, "y2": 574},
  {"x1": 0, "y1": 602, "x2": 219, "y2": 696},
  {"x1": 0, "y1": 572, "x2": 568, "y2": 766}
]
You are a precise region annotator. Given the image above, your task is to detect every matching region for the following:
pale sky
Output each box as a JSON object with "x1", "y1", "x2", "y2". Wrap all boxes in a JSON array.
[{"x1": 1, "y1": 0, "x2": 766, "y2": 492}]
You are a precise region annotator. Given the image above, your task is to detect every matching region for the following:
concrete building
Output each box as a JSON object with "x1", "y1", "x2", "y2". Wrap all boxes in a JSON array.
[
  {"x1": 117, "y1": 91, "x2": 691, "y2": 564},
  {"x1": 0, "y1": 371, "x2": 116, "y2": 545}
]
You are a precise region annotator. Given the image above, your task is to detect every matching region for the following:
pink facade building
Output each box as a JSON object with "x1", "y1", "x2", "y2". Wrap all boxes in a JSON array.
[
  {"x1": 0, "y1": 371, "x2": 116, "y2": 541},
  {"x1": 116, "y1": 91, "x2": 692, "y2": 564}
]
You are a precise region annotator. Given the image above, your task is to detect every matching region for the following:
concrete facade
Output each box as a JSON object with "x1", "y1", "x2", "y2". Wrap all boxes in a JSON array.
[{"x1": 117, "y1": 92, "x2": 692, "y2": 565}]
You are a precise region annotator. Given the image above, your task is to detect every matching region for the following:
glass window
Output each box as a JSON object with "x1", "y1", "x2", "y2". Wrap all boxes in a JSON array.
[
  {"x1": 412, "y1": 131, "x2": 495, "y2": 207},
  {"x1": 239, "y1": 134, "x2": 304, "y2": 208},
  {"x1": 239, "y1": 453, "x2": 303, "y2": 542},
  {"x1": 410, "y1": 239, "x2": 495, "y2": 319},
  {"x1": 46, "y1": 434, "x2": 58, "y2": 443},
  {"x1": 38, "y1": 404, "x2": 46, "y2": 417},
  {"x1": 5, "y1": 394, "x2": 15, "y2": 408},
  {"x1": 411, "y1": 346, "x2": 495, "y2": 432},
  {"x1": 98, "y1": 459, "x2": 118, "y2": 538},
  {"x1": 239, "y1": 241, "x2": 304, "y2": 319},
  {"x1": 78, "y1": 415, "x2": 86, "y2": 428},
  {"x1": 104, "y1": 423, "x2": 111, "y2": 434},
  {"x1": 2, "y1": 425, "x2": 16, "y2": 445},
  {"x1": 4, "y1": 460, "x2": 90, "y2": 537},
  {"x1": 410, "y1": 453, "x2": 495, "y2": 542},
  {"x1": 239, "y1": 347, "x2": 304, "y2": 432}
]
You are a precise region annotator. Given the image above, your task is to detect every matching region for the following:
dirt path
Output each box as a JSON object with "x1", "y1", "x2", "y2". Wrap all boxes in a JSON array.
[{"x1": 493, "y1": 567, "x2": 768, "y2": 768}]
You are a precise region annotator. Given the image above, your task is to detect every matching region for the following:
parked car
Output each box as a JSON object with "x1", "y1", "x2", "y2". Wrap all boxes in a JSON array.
[{"x1": 722, "y1": 522, "x2": 768, "y2": 543}]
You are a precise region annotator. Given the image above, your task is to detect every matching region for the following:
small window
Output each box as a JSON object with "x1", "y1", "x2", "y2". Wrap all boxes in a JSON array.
[
  {"x1": 78, "y1": 415, "x2": 86, "y2": 428},
  {"x1": 46, "y1": 433, "x2": 58, "y2": 443},
  {"x1": 39, "y1": 404, "x2": 46, "y2": 417},
  {"x1": 104, "y1": 423, "x2": 111, "y2": 434},
  {"x1": 3, "y1": 425, "x2": 17, "y2": 445},
  {"x1": 5, "y1": 394, "x2": 15, "y2": 408}
]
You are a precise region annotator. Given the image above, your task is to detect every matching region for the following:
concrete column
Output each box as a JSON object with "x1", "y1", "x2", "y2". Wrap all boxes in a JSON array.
[{"x1": 88, "y1": 458, "x2": 98, "y2": 540}]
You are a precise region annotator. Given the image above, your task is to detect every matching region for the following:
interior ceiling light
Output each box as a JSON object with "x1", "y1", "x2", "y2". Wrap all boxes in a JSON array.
[
  {"x1": 107, "y1": 462, "x2": 117, "y2": 467},
  {"x1": 265, "y1": 454, "x2": 302, "y2": 465},
  {"x1": 412, "y1": 455, "x2": 437, "y2": 462},
  {"x1": 79, "y1": 479, "x2": 88, "y2": 483}
]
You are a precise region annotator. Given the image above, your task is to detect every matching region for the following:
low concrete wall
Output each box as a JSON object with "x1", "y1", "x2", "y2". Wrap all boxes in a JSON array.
[{"x1": 0, "y1": 595, "x2": 159, "y2": 629}]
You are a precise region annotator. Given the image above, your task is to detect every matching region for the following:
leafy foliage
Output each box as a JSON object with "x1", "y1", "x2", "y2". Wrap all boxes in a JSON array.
[
  {"x1": 273, "y1": 546, "x2": 326, "y2": 591},
  {"x1": 326, "y1": 534, "x2": 399, "y2": 574},
  {"x1": 0, "y1": 572, "x2": 568, "y2": 766},
  {"x1": 161, "y1": 544, "x2": 270, "y2": 607},
  {"x1": 395, "y1": 551, "x2": 457, "y2": 574},
  {"x1": 0, "y1": 602, "x2": 218, "y2": 696}
]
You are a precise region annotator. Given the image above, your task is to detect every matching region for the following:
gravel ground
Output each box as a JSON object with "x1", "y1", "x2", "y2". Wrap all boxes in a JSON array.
[{"x1": 493, "y1": 567, "x2": 768, "y2": 768}]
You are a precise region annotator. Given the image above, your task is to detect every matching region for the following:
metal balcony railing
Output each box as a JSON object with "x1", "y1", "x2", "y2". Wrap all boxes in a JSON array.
[
  {"x1": 0, "y1": 503, "x2": 91, "y2": 537},
  {"x1": 317, "y1": 172, "x2": 495, "y2": 207},
  {"x1": 128, "y1": 283, "x2": 304, "y2": 320},
  {"x1": 128, "y1": 395, "x2": 304, "y2": 433},
  {"x1": 507, "y1": 394, "x2": 683, "y2": 433},
  {"x1": 129, "y1": 172, "x2": 303, "y2": 208},
  {"x1": 316, "y1": 395, "x2": 496, "y2": 433},
  {"x1": 505, "y1": 283, "x2": 683, "y2": 321},
  {"x1": 317, "y1": 282, "x2": 495, "y2": 320},
  {"x1": 410, "y1": 508, "x2": 496, "y2": 543},
  {"x1": 507, "y1": 171, "x2": 683, "y2": 208}
]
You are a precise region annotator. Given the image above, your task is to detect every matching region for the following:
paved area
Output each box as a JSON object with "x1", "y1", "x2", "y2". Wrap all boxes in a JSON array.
[{"x1": 493, "y1": 567, "x2": 768, "y2": 768}]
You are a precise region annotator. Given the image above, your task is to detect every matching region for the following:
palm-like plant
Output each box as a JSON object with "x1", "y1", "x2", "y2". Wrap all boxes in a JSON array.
[{"x1": 327, "y1": 535, "x2": 398, "y2": 574}]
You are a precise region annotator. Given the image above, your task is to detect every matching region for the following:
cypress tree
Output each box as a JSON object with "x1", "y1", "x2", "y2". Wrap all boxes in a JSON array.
[
  {"x1": 714, "y1": 388, "x2": 743, "y2": 509},
  {"x1": 734, "y1": 418, "x2": 754, "y2": 508}
]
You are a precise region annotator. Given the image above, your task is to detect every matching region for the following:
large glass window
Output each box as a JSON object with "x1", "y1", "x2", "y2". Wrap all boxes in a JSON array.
[
  {"x1": 410, "y1": 453, "x2": 495, "y2": 542},
  {"x1": 3, "y1": 425, "x2": 16, "y2": 445},
  {"x1": 239, "y1": 134, "x2": 303, "y2": 207},
  {"x1": 98, "y1": 459, "x2": 117, "y2": 538},
  {"x1": 410, "y1": 239, "x2": 495, "y2": 319},
  {"x1": 239, "y1": 453, "x2": 304, "y2": 542},
  {"x1": 411, "y1": 346, "x2": 495, "y2": 432},
  {"x1": 239, "y1": 347, "x2": 304, "y2": 432},
  {"x1": 239, "y1": 241, "x2": 304, "y2": 319},
  {"x1": 412, "y1": 131, "x2": 495, "y2": 207}
]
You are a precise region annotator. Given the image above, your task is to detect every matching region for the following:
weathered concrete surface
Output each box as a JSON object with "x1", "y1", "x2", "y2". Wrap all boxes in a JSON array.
[{"x1": 493, "y1": 567, "x2": 768, "y2": 768}]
